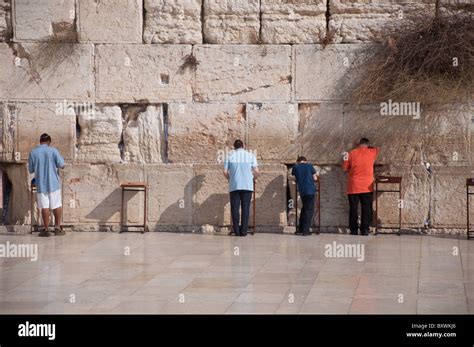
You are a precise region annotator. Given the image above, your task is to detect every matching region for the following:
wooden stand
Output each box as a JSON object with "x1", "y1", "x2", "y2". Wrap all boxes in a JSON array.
[
  {"x1": 374, "y1": 176, "x2": 402, "y2": 236},
  {"x1": 467, "y1": 178, "x2": 474, "y2": 240},
  {"x1": 120, "y1": 182, "x2": 148, "y2": 234}
]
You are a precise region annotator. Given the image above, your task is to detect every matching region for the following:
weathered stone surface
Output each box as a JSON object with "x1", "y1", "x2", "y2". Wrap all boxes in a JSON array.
[
  {"x1": 343, "y1": 104, "x2": 423, "y2": 165},
  {"x1": 250, "y1": 164, "x2": 287, "y2": 227},
  {"x1": 0, "y1": 0, "x2": 11, "y2": 42},
  {"x1": 96, "y1": 44, "x2": 193, "y2": 102},
  {"x1": 2, "y1": 163, "x2": 29, "y2": 224},
  {"x1": 298, "y1": 103, "x2": 344, "y2": 164},
  {"x1": 123, "y1": 105, "x2": 165, "y2": 164},
  {"x1": 471, "y1": 110, "x2": 474, "y2": 165},
  {"x1": 167, "y1": 103, "x2": 246, "y2": 164},
  {"x1": 261, "y1": 0, "x2": 326, "y2": 44},
  {"x1": 13, "y1": 102, "x2": 75, "y2": 162},
  {"x1": 431, "y1": 166, "x2": 474, "y2": 228},
  {"x1": 318, "y1": 165, "x2": 348, "y2": 227},
  {"x1": 77, "y1": 0, "x2": 142, "y2": 43},
  {"x1": 247, "y1": 103, "x2": 299, "y2": 163},
  {"x1": 294, "y1": 44, "x2": 366, "y2": 101},
  {"x1": 195, "y1": 45, "x2": 292, "y2": 102},
  {"x1": 144, "y1": 0, "x2": 202, "y2": 44},
  {"x1": 0, "y1": 43, "x2": 94, "y2": 100},
  {"x1": 422, "y1": 105, "x2": 471, "y2": 165},
  {"x1": 0, "y1": 103, "x2": 15, "y2": 162},
  {"x1": 62, "y1": 164, "x2": 145, "y2": 224},
  {"x1": 203, "y1": 0, "x2": 259, "y2": 44},
  {"x1": 329, "y1": 0, "x2": 436, "y2": 43},
  {"x1": 13, "y1": 0, "x2": 76, "y2": 42},
  {"x1": 146, "y1": 164, "x2": 194, "y2": 226},
  {"x1": 374, "y1": 165, "x2": 430, "y2": 228},
  {"x1": 76, "y1": 106, "x2": 123, "y2": 163}
]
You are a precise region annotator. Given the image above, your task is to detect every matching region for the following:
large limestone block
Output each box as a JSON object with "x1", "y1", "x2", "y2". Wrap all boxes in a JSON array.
[
  {"x1": 343, "y1": 104, "x2": 423, "y2": 165},
  {"x1": 13, "y1": 0, "x2": 76, "y2": 42},
  {"x1": 62, "y1": 164, "x2": 145, "y2": 224},
  {"x1": 431, "y1": 166, "x2": 474, "y2": 228},
  {"x1": 203, "y1": 0, "x2": 260, "y2": 44},
  {"x1": 193, "y1": 164, "x2": 287, "y2": 227},
  {"x1": 123, "y1": 105, "x2": 165, "y2": 164},
  {"x1": 318, "y1": 165, "x2": 348, "y2": 227},
  {"x1": 294, "y1": 44, "x2": 367, "y2": 101},
  {"x1": 247, "y1": 103, "x2": 300, "y2": 163},
  {"x1": 145, "y1": 164, "x2": 194, "y2": 226},
  {"x1": 77, "y1": 0, "x2": 142, "y2": 43},
  {"x1": 250, "y1": 164, "x2": 288, "y2": 227},
  {"x1": 144, "y1": 0, "x2": 202, "y2": 44},
  {"x1": 373, "y1": 165, "x2": 430, "y2": 228},
  {"x1": 193, "y1": 164, "x2": 231, "y2": 226},
  {"x1": 329, "y1": 0, "x2": 436, "y2": 43},
  {"x1": 261, "y1": 0, "x2": 326, "y2": 44},
  {"x1": 298, "y1": 103, "x2": 344, "y2": 165},
  {"x1": 0, "y1": 0, "x2": 11, "y2": 42},
  {"x1": 76, "y1": 106, "x2": 123, "y2": 163},
  {"x1": 195, "y1": 45, "x2": 292, "y2": 102},
  {"x1": 0, "y1": 43, "x2": 94, "y2": 100},
  {"x1": 422, "y1": 105, "x2": 471, "y2": 165},
  {"x1": 13, "y1": 102, "x2": 75, "y2": 163},
  {"x1": 167, "y1": 103, "x2": 246, "y2": 164},
  {"x1": 96, "y1": 44, "x2": 193, "y2": 102}
]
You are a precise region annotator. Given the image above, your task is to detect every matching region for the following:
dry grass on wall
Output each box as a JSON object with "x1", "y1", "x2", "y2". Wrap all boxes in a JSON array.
[{"x1": 351, "y1": 13, "x2": 474, "y2": 106}]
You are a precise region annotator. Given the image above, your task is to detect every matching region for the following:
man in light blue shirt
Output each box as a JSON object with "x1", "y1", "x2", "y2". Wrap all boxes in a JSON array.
[
  {"x1": 223, "y1": 140, "x2": 259, "y2": 236},
  {"x1": 28, "y1": 133, "x2": 65, "y2": 237}
]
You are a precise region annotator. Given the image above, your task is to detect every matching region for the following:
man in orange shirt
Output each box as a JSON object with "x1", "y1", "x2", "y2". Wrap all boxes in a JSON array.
[{"x1": 342, "y1": 138, "x2": 379, "y2": 235}]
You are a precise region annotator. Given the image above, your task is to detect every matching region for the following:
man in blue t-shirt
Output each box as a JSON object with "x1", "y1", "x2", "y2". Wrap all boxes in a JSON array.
[
  {"x1": 292, "y1": 156, "x2": 318, "y2": 236},
  {"x1": 28, "y1": 133, "x2": 65, "y2": 237},
  {"x1": 223, "y1": 140, "x2": 259, "y2": 236}
]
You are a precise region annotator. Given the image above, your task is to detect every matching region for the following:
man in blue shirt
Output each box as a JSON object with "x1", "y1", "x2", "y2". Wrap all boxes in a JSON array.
[
  {"x1": 223, "y1": 140, "x2": 259, "y2": 236},
  {"x1": 28, "y1": 133, "x2": 65, "y2": 237},
  {"x1": 292, "y1": 156, "x2": 318, "y2": 236}
]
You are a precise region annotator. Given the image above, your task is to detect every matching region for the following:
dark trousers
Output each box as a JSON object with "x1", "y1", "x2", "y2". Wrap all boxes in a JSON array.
[
  {"x1": 348, "y1": 192, "x2": 373, "y2": 234},
  {"x1": 299, "y1": 194, "x2": 315, "y2": 234},
  {"x1": 230, "y1": 190, "x2": 253, "y2": 236}
]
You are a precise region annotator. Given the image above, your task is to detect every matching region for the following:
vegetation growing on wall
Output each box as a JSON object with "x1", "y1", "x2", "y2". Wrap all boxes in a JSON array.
[{"x1": 351, "y1": 12, "x2": 473, "y2": 105}]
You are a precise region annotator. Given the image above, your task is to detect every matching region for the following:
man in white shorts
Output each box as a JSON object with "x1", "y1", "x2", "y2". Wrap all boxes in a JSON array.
[{"x1": 28, "y1": 133, "x2": 65, "y2": 237}]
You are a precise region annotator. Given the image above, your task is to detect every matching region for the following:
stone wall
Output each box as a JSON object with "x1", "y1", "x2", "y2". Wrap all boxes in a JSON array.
[{"x1": 0, "y1": 0, "x2": 472, "y2": 234}]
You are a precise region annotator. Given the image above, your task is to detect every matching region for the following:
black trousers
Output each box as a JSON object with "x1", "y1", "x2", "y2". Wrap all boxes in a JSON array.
[
  {"x1": 348, "y1": 192, "x2": 373, "y2": 234},
  {"x1": 230, "y1": 190, "x2": 253, "y2": 236},
  {"x1": 299, "y1": 194, "x2": 315, "y2": 235}
]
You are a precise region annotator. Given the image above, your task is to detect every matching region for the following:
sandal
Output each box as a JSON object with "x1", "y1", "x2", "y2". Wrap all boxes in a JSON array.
[{"x1": 54, "y1": 226, "x2": 65, "y2": 236}]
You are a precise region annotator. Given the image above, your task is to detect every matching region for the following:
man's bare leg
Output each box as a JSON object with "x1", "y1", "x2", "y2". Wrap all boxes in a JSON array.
[
  {"x1": 39, "y1": 208, "x2": 50, "y2": 237},
  {"x1": 53, "y1": 207, "x2": 62, "y2": 228},
  {"x1": 53, "y1": 207, "x2": 64, "y2": 235}
]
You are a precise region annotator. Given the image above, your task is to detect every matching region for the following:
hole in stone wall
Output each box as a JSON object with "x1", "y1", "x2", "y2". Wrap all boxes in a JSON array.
[
  {"x1": 75, "y1": 115, "x2": 81, "y2": 148},
  {"x1": 162, "y1": 103, "x2": 169, "y2": 163},
  {"x1": 160, "y1": 74, "x2": 170, "y2": 85}
]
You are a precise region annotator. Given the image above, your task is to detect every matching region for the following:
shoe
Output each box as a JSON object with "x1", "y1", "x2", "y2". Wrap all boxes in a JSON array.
[
  {"x1": 38, "y1": 228, "x2": 50, "y2": 237},
  {"x1": 240, "y1": 232, "x2": 248, "y2": 237},
  {"x1": 54, "y1": 226, "x2": 65, "y2": 236},
  {"x1": 294, "y1": 231, "x2": 302, "y2": 235},
  {"x1": 361, "y1": 231, "x2": 369, "y2": 236},
  {"x1": 301, "y1": 233, "x2": 311, "y2": 236},
  {"x1": 350, "y1": 231, "x2": 358, "y2": 235}
]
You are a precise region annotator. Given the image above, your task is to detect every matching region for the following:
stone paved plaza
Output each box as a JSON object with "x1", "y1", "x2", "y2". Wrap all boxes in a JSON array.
[{"x1": 0, "y1": 232, "x2": 473, "y2": 314}]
